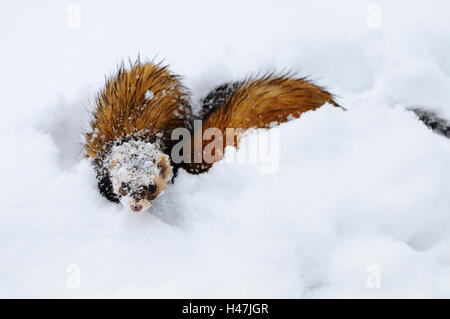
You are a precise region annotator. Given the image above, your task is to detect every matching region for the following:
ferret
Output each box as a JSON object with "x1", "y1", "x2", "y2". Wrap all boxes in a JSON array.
[
  {"x1": 84, "y1": 61, "x2": 192, "y2": 212},
  {"x1": 84, "y1": 62, "x2": 339, "y2": 212}
]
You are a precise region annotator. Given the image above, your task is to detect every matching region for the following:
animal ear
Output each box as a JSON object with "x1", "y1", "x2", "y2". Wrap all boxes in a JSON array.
[{"x1": 157, "y1": 155, "x2": 170, "y2": 179}]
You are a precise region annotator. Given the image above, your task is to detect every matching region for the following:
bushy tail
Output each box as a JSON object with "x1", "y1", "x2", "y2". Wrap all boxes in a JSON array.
[{"x1": 183, "y1": 74, "x2": 340, "y2": 174}]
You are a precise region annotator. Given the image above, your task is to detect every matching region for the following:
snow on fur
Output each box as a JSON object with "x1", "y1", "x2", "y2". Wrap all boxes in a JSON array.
[{"x1": 108, "y1": 140, "x2": 163, "y2": 190}]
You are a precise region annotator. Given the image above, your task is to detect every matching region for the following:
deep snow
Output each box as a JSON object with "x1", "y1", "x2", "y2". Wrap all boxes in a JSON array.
[{"x1": 1, "y1": 0, "x2": 450, "y2": 298}]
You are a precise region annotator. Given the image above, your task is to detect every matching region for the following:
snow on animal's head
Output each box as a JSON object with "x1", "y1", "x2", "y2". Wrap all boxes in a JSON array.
[{"x1": 107, "y1": 140, "x2": 172, "y2": 212}]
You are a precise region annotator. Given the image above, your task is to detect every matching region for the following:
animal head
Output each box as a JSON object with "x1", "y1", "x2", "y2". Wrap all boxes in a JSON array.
[{"x1": 106, "y1": 140, "x2": 172, "y2": 212}]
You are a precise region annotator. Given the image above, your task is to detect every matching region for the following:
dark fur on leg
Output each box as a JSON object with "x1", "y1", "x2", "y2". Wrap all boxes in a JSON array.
[{"x1": 93, "y1": 158, "x2": 120, "y2": 203}]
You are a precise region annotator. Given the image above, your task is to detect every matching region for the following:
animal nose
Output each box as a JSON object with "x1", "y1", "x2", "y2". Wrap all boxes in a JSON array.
[{"x1": 130, "y1": 204, "x2": 143, "y2": 212}]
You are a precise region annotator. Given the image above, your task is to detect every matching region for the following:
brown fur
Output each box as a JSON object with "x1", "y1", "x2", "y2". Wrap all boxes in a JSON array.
[
  {"x1": 84, "y1": 61, "x2": 191, "y2": 159},
  {"x1": 185, "y1": 75, "x2": 339, "y2": 173}
]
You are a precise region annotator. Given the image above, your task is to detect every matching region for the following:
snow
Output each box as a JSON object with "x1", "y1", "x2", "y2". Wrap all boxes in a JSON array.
[
  {"x1": 108, "y1": 140, "x2": 164, "y2": 189},
  {"x1": 1, "y1": 0, "x2": 450, "y2": 298},
  {"x1": 144, "y1": 90, "x2": 154, "y2": 101}
]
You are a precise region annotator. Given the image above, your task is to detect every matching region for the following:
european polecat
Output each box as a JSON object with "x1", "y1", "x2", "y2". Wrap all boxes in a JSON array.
[
  {"x1": 85, "y1": 62, "x2": 339, "y2": 212},
  {"x1": 84, "y1": 61, "x2": 192, "y2": 211}
]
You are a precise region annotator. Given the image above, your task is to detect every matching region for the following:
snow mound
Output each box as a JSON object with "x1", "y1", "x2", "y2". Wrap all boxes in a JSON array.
[{"x1": 1, "y1": 102, "x2": 450, "y2": 298}]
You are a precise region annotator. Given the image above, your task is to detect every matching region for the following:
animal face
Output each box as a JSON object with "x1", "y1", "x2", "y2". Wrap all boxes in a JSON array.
[{"x1": 107, "y1": 141, "x2": 172, "y2": 212}]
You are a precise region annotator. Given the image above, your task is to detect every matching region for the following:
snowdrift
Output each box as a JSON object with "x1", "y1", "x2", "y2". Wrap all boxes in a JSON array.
[{"x1": 1, "y1": 0, "x2": 450, "y2": 297}]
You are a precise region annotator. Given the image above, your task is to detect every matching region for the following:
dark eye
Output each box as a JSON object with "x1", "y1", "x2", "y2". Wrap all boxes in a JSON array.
[
  {"x1": 148, "y1": 184, "x2": 157, "y2": 194},
  {"x1": 119, "y1": 183, "x2": 130, "y2": 196}
]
